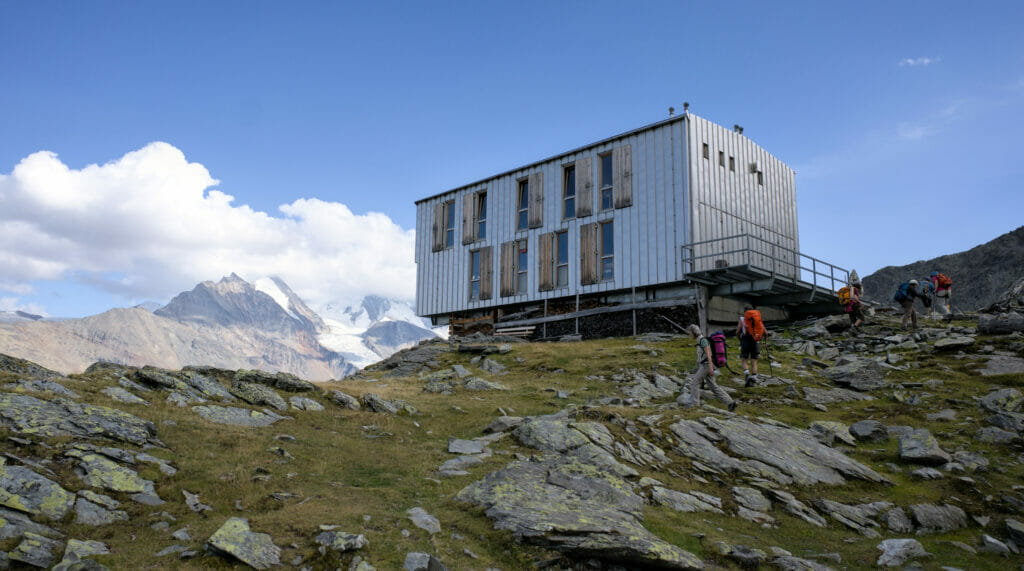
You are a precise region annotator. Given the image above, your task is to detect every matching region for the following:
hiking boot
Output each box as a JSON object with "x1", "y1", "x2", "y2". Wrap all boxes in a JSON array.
[{"x1": 744, "y1": 375, "x2": 755, "y2": 388}]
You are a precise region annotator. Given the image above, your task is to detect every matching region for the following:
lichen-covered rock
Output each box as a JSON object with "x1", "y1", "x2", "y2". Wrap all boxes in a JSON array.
[
  {"x1": 52, "y1": 539, "x2": 109, "y2": 571},
  {"x1": 74, "y1": 497, "x2": 129, "y2": 526},
  {"x1": 1, "y1": 379, "x2": 79, "y2": 398},
  {"x1": 456, "y1": 456, "x2": 702, "y2": 570},
  {"x1": 808, "y1": 421, "x2": 856, "y2": 446},
  {"x1": 207, "y1": 517, "x2": 281, "y2": 569},
  {"x1": 100, "y1": 386, "x2": 149, "y2": 405},
  {"x1": 898, "y1": 429, "x2": 951, "y2": 465},
  {"x1": 0, "y1": 393, "x2": 157, "y2": 445},
  {"x1": 183, "y1": 489, "x2": 213, "y2": 513},
  {"x1": 732, "y1": 487, "x2": 771, "y2": 512},
  {"x1": 812, "y1": 499, "x2": 886, "y2": 537},
  {"x1": 975, "y1": 426, "x2": 1019, "y2": 444},
  {"x1": 0, "y1": 354, "x2": 62, "y2": 378},
  {"x1": 0, "y1": 505, "x2": 61, "y2": 540},
  {"x1": 513, "y1": 417, "x2": 590, "y2": 452},
  {"x1": 479, "y1": 357, "x2": 507, "y2": 375},
  {"x1": 0, "y1": 464, "x2": 75, "y2": 520},
  {"x1": 483, "y1": 416, "x2": 524, "y2": 433},
  {"x1": 68, "y1": 451, "x2": 156, "y2": 495},
  {"x1": 9, "y1": 531, "x2": 63, "y2": 568},
  {"x1": 978, "y1": 311, "x2": 1024, "y2": 334},
  {"x1": 882, "y1": 507, "x2": 914, "y2": 533},
  {"x1": 821, "y1": 358, "x2": 888, "y2": 391},
  {"x1": 980, "y1": 388, "x2": 1023, "y2": 414},
  {"x1": 651, "y1": 486, "x2": 724, "y2": 514},
  {"x1": 230, "y1": 380, "x2": 288, "y2": 411},
  {"x1": 713, "y1": 542, "x2": 767, "y2": 567},
  {"x1": 770, "y1": 555, "x2": 835, "y2": 570},
  {"x1": 406, "y1": 507, "x2": 441, "y2": 534},
  {"x1": 326, "y1": 390, "x2": 360, "y2": 410},
  {"x1": 315, "y1": 529, "x2": 368, "y2": 552},
  {"x1": 181, "y1": 371, "x2": 237, "y2": 401},
  {"x1": 234, "y1": 370, "x2": 316, "y2": 393},
  {"x1": 803, "y1": 387, "x2": 874, "y2": 405},
  {"x1": 876, "y1": 538, "x2": 930, "y2": 567},
  {"x1": 361, "y1": 393, "x2": 398, "y2": 414},
  {"x1": 289, "y1": 396, "x2": 324, "y2": 411},
  {"x1": 671, "y1": 417, "x2": 889, "y2": 486},
  {"x1": 768, "y1": 489, "x2": 827, "y2": 527},
  {"x1": 463, "y1": 377, "x2": 509, "y2": 391},
  {"x1": 404, "y1": 552, "x2": 448, "y2": 571},
  {"x1": 933, "y1": 336, "x2": 975, "y2": 351},
  {"x1": 909, "y1": 503, "x2": 968, "y2": 533},
  {"x1": 193, "y1": 405, "x2": 288, "y2": 427}
]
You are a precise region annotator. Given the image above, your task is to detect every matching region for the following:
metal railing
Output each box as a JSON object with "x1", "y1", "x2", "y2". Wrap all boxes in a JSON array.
[{"x1": 680, "y1": 233, "x2": 849, "y2": 293}]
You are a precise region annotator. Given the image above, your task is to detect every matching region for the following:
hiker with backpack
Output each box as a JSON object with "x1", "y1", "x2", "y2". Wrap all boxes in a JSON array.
[
  {"x1": 839, "y1": 282, "x2": 866, "y2": 328},
  {"x1": 894, "y1": 280, "x2": 926, "y2": 330},
  {"x1": 919, "y1": 278, "x2": 936, "y2": 317},
  {"x1": 736, "y1": 305, "x2": 765, "y2": 387},
  {"x1": 677, "y1": 324, "x2": 736, "y2": 412},
  {"x1": 931, "y1": 271, "x2": 952, "y2": 315}
]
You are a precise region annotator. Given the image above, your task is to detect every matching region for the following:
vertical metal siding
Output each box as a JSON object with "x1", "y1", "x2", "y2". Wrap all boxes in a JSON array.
[{"x1": 415, "y1": 115, "x2": 799, "y2": 317}]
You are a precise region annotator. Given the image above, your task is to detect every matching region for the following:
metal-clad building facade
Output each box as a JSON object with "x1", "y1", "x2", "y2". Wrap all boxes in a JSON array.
[{"x1": 414, "y1": 113, "x2": 799, "y2": 321}]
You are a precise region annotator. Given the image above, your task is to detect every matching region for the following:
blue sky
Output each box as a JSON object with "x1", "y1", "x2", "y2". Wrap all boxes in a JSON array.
[{"x1": 2, "y1": 1, "x2": 1022, "y2": 317}]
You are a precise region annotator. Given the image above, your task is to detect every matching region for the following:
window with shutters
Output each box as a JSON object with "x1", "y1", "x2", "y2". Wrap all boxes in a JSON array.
[
  {"x1": 476, "y1": 192, "x2": 487, "y2": 239},
  {"x1": 516, "y1": 180, "x2": 529, "y2": 230},
  {"x1": 562, "y1": 165, "x2": 575, "y2": 219},
  {"x1": 443, "y1": 200, "x2": 455, "y2": 248},
  {"x1": 600, "y1": 221, "x2": 614, "y2": 280},
  {"x1": 555, "y1": 231, "x2": 568, "y2": 288},
  {"x1": 599, "y1": 152, "x2": 613, "y2": 211},
  {"x1": 516, "y1": 239, "x2": 528, "y2": 294},
  {"x1": 469, "y1": 250, "x2": 482, "y2": 300}
]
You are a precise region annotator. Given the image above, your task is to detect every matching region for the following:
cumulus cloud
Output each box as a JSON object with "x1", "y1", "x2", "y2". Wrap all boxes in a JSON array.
[
  {"x1": 898, "y1": 57, "x2": 940, "y2": 67},
  {"x1": 0, "y1": 142, "x2": 416, "y2": 312}
]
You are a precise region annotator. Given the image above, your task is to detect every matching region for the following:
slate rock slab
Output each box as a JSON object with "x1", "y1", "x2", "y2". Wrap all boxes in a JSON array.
[
  {"x1": 2, "y1": 379, "x2": 79, "y2": 398},
  {"x1": 978, "y1": 355, "x2": 1024, "y2": 376},
  {"x1": 193, "y1": 405, "x2": 288, "y2": 427},
  {"x1": 315, "y1": 530, "x2": 368, "y2": 552},
  {"x1": 933, "y1": 336, "x2": 975, "y2": 351},
  {"x1": 9, "y1": 531, "x2": 64, "y2": 568},
  {"x1": 69, "y1": 451, "x2": 156, "y2": 494},
  {"x1": 463, "y1": 377, "x2": 509, "y2": 391},
  {"x1": 978, "y1": 311, "x2": 1024, "y2": 334},
  {"x1": 849, "y1": 420, "x2": 888, "y2": 442},
  {"x1": 289, "y1": 396, "x2": 324, "y2": 411},
  {"x1": 448, "y1": 439, "x2": 485, "y2": 455},
  {"x1": 230, "y1": 381, "x2": 288, "y2": 411},
  {"x1": 0, "y1": 464, "x2": 75, "y2": 520},
  {"x1": 876, "y1": 538, "x2": 930, "y2": 567},
  {"x1": 803, "y1": 387, "x2": 874, "y2": 405},
  {"x1": 909, "y1": 503, "x2": 968, "y2": 533},
  {"x1": 235, "y1": 369, "x2": 316, "y2": 393},
  {"x1": 74, "y1": 497, "x2": 129, "y2": 526},
  {"x1": 0, "y1": 506, "x2": 61, "y2": 540},
  {"x1": 975, "y1": 426, "x2": 1019, "y2": 444},
  {"x1": 0, "y1": 393, "x2": 157, "y2": 445},
  {"x1": 101, "y1": 386, "x2": 149, "y2": 406},
  {"x1": 52, "y1": 538, "x2": 109, "y2": 571},
  {"x1": 821, "y1": 358, "x2": 889, "y2": 391},
  {"x1": 651, "y1": 486, "x2": 723, "y2": 514},
  {"x1": 327, "y1": 390, "x2": 360, "y2": 410},
  {"x1": 207, "y1": 517, "x2": 281, "y2": 570},
  {"x1": 456, "y1": 456, "x2": 702, "y2": 570},
  {"x1": 406, "y1": 507, "x2": 441, "y2": 535},
  {"x1": 0, "y1": 354, "x2": 62, "y2": 378},
  {"x1": 980, "y1": 388, "x2": 1023, "y2": 414},
  {"x1": 898, "y1": 429, "x2": 951, "y2": 465}
]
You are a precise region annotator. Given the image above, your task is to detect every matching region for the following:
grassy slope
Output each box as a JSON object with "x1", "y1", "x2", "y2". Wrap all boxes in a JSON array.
[{"x1": 1, "y1": 314, "x2": 1022, "y2": 569}]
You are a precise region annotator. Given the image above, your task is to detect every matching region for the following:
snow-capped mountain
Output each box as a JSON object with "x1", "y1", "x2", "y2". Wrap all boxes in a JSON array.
[
  {"x1": 317, "y1": 295, "x2": 444, "y2": 369},
  {"x1": 0, "y1": 310, "x2": 45, "y2": 323}
]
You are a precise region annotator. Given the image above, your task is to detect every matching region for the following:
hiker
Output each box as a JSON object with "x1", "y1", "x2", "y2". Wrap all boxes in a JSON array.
[
  {"x1": 677, "y1": 324, "x2": 735, "y2": 412},
  {"x1": 894, "y1": 279, "x2": 926, "y2": 330},
  {"x1": 919, "y1": 278, "x2": 935, "y2": 317},
  {"x1": 848, "y1": 282, "x2": 866, "y2": 327},
  {"x1": 735, "y1": 305, "x2": 764, "y2": 387},
  {"x1": 931, "y1": 271, "x2": 952, "y2": 315}
]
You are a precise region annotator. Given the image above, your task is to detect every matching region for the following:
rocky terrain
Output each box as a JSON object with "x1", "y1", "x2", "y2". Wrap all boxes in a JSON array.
[
  {"x1": 862, "y1": 225, "x2": 1024, "y2": 311},
  {"x1": 0, "y1": 275, "x2": 439, "y2": 381},
  {"x1": 0, "y1": 298, "x2": 1022, "y2": 569}
]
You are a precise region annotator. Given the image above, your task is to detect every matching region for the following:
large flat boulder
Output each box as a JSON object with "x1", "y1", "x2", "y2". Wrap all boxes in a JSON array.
[
  {"x1": 207, "y1": 517, "x2": 281, "y2": 569},
  {"x1": 0, "y1": 394, "x2": 157, "y2": 445},
  {"x1": 978, "y1": 311, "x2": 1024, "y2": 334},
  {"x1": 821, "y1": 358, "x2": 889, "y2": 391},
  {"x1": 193, "y1": 405, "x2": 288, "y2": 427},
  {"x1": 0, "y1": 465, "x2": 74, "y2": 520}
]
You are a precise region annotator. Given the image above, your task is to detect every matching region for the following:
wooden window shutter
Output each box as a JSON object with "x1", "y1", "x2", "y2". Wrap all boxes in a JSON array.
[
  {"x1": 461, "y1": 193, "x2": 475, "y2": 244},
  {"x1": 479, "y1": 246, "x2": 493, "y2": 300},
  {"x1": 527, "y1": 172, "x2": 544, "y2": 229},
  {"x1": 431, "y1": 202, "x2": 444, "y2": 252},
  {"x1": 499, "y1": 241, "x2": 516, "y2": 297},
  {"x1": 580, "y1": 223, "x2": 598, "y2": 285},
  {"x1": 537, "y1": 232, "x2": 554, "y2": 292},
  {"x1": 575, "y1": 156, "x2": 593, "y2": 217},
  {"x1": 614, "y1": 144, "x2": 633, "y2": 208}
]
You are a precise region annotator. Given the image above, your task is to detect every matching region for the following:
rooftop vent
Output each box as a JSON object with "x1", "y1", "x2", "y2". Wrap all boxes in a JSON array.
[{"x1": 733, "y1": 124, "x2": 744, "y2": 134}]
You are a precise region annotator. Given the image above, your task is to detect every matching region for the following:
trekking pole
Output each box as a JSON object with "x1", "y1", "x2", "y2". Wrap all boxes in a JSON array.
[{"x1": 764, "y1": 332, "x2": 774, "y2": 377}]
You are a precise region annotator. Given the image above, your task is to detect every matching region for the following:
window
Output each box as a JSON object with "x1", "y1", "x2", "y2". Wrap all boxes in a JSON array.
[
  {"x1": 757, "y1": 171, "x2": 764, "y2": 186},
  {"x1": 729, "y1": 156, "x2": 735, "y2": 172},
  {"x1": 718, "y1": 151, "x2": 725, "y2": 167},
  {"x1": 702, "y1": 143, "x2": 709, "y2": 159},
  {"x1": 477, "y1": 192, "x2": 487, "y2": 239},
  {"x1": 600, "y1": 221, "x2": 614, "y2": 280},
  {"x1": 516, "y1": 180, "x2": 529, "y2": 230},
  {"x1": 600, "y1": 153, "x2": 613, "y2": 210},
  {"x1": 563, "y1": 165, "x2": 576, "y2": 219},
  {"x1": 555, "y1": 231, "x2": 569, "y2": 287},
  {"x1": 516, "y1": 239, "x2": 528, "y2": 294},
  {"x1": 470, "y1": 250, "x2": 481, "y2": 300},
  {"x1": 444, "y1": 200, "x2": 455, "y2": 248}
]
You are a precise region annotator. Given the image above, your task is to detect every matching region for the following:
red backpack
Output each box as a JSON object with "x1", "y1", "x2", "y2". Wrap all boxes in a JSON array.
[
  {"x1": 935, "y1": 273, "x2": 952, "y2": 288},
  {"x1": 743, "y1": 309, "x2": 766, "y2": 341}
]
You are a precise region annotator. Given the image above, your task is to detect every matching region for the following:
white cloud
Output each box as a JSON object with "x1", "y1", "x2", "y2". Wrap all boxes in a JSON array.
[
  {"x1": 0, "y1": 142, "x2": 417, "y2": 311},
  {"x1": 898, "y1": 57, "x2": 941, "y2": 67},
  {"x1": 0, "y1": 297, "x2": 46, "y2": 315}
]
